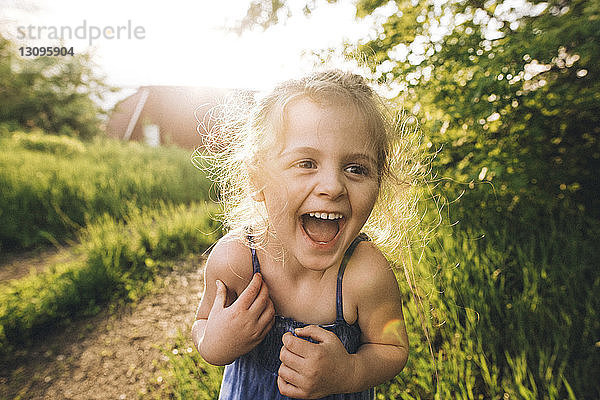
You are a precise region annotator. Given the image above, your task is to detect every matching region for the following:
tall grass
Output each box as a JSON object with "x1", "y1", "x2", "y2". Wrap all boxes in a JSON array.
[
  {"x1": 154, "y1": 197, "x2": 599, "y2": 399},
  {"x1": 0, "y1": 132, "x2": 212, "y2": 251},
  {"x1": 384, "y1": 200, "x2": 599, "y2": 399},
  {"x1": 147, "y1": 330, "x2": 224, "y2": 400},
  {"x1": 0, "y1": 202, "x2": 221, "y2": 357}
]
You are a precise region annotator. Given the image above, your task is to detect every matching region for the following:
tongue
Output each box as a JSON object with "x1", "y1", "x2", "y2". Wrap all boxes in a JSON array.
[{"x1": 302, "y1": 215, "x2": 339, "y2": 243}]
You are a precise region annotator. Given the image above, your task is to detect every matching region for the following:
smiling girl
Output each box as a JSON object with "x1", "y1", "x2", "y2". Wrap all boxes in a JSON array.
[{"x1": 192, "y1": 70, "x2": 420, "y2": 399}]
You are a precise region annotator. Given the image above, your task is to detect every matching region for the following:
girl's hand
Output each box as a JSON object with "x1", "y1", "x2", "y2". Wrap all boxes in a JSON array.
[
  {"x1": 201, "y1": 273, "x2": 275, "y2": 364},
  {"x1": 277, "y1": 325, "x2": 356, "y2": 399}
]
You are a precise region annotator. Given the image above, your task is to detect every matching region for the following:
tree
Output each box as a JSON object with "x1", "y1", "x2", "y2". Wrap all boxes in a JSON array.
[
  {"x1": 0, "y1": 34, "x2": 114, "y2": 140},
  {"x1": 238, "y1": 0, "x2": 600, "y2": 218},
  {"x1": 361, "y1": 0, "x2": 599, "y2": 217}
]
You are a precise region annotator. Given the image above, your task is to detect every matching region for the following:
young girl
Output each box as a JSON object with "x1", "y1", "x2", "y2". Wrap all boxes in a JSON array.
[{"x1": 192, "y1": 70, "x2": 417, "y2": 399}]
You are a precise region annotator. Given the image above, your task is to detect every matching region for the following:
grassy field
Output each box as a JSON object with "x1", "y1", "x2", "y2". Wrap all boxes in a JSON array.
[
  {"x1": 0, "y1": 201, "x2": 221, "y2": 357},
  {"x1": 1, "y1": 132, "x2": 598, "y2": 398},
  {"x1": 0, "y1": 132, "x2": 220, "y2": 357},
  {"x1": 389, "y1": 202, "x2": 599, "y2": 399},
  {"x1": 0, "y1": 131, "x2": 212, "y2": 251}
]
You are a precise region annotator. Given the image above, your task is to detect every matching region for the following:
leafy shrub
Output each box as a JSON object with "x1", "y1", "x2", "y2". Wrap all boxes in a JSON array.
[
  {"x1": 11, "y1": 130, "x2": 86, "y2": 156},
  {"x1": 0, "y1": 34, "x2": 110, "y2": 140}
]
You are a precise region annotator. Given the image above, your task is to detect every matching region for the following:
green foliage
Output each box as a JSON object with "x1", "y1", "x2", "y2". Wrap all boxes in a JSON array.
[
  {"x1": 148, "y1": 330, "x2": 224, "y2": 399},
  {"x1": 233, "y1": 0, "x2": 288, "y2": 33},
  {"x1": 0, "y1": 134, "x2": 212, "y2": 251},
  {"x1": 0, "y1": 34, "x2": 113, "y2": 140},
  {"x1": 353, "y1": 0, "x2": 600, "y2": 216},
  {"x1": 381, "y1": 195, "x2": 599, "y2": 399},
  {"x1": 11, "y1": 130, "x2": 86, "y2": 156},
  {"x1": 0, "y1": 202, "x2": 222, "y2": 357},
  {"x1": 237, "y1": 0, "x2": 599, "y2": 212},
  {"x1": 237, "y1": 0, "x2": 599, "y2": 213}
]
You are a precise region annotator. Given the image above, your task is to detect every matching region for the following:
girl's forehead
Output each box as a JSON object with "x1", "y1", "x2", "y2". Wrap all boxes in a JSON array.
[
  {"x1": 284, "y1": 96, "x2": 358, "y2": 120},
  {"x1": 280, "y1": 97, "x2": 370, "y2": 143}
]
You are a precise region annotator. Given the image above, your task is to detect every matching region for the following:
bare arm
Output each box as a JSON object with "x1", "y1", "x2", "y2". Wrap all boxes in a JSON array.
[
  {"x1": 191, "y1": 234, "x2": 275, "y2": 366},
  {"x1": 346, "y1": 247, "x2": 409, "y2": 392}
]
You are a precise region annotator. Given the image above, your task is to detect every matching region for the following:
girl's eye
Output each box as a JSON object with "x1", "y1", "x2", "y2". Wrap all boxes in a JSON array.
[
  {"x1": 296, "y1": 160, "x2": 316, "y2": 169},
  {"x1": 345, "y1": 164, "x2": 369, "y2": 176}
]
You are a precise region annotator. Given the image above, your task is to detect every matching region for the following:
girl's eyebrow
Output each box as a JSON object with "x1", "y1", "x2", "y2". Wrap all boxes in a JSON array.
[
  {"x1": 346, "y1": 152, "x2": 377, "y2": 166},
  {"x1": 279, "y1": 146, "x2": 377, "y2": 166},
  {"x1": 278, "y1": 146, "x2": 318, "y2": 158}
]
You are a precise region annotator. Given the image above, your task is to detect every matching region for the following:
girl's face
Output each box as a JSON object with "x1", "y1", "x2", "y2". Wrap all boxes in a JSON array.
[{"x1": 256, "y1": 97, "x2": 380, "y2": 272}]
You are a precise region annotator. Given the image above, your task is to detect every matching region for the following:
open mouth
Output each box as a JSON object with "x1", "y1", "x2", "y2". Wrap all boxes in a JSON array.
[{"x1": 300, "y1": 212, "x2": 344, "y2": 244}]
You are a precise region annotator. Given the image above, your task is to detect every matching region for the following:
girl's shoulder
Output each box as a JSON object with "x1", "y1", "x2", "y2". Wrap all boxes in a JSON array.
[
  {"x1": 205, "y1": 229, "x2": 254, "y2": 297},
  {"x1": 344, "y1": 240, "x2": 400, "y2": 304},
  {"x1": 344, "y1": 240, "x2": 405, "y2": 346}
]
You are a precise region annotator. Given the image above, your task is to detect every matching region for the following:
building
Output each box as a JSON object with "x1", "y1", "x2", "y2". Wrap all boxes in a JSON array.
[{"x1": 106, "y1": 86, "x2": 241, "y2": 149}]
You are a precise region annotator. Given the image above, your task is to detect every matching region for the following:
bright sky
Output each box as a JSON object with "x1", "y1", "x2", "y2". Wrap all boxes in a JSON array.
[{"x1": 1, "y1": 0, "x2": 377, "y2": 103}]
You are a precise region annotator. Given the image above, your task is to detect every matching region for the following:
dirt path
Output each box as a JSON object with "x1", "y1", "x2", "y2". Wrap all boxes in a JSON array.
[
  {"x1": 0, "y1": 254, "x2": 206, "y2": 400},
  {"x1": 0, "y1": 245, "x2": 82, "y2": 282}
]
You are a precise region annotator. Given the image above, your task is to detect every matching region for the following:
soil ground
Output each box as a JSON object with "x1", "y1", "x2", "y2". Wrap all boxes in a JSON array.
[
  {"x1": 0, "y1": 246, "x2": 82, "y2": 282},
  {"x1": 0, "y1": 250, "x2": 206, "y2": 400}
]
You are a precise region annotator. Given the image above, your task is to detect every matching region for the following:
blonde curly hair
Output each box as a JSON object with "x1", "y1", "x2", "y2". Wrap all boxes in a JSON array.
[{"x1": 194, "y1": 69, "x2": 426, "y2": 259}]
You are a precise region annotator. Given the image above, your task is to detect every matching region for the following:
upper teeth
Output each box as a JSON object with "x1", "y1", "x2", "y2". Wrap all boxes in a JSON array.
[{"x1": 308, "y1": 212, "x2": 343, "y2": 220}]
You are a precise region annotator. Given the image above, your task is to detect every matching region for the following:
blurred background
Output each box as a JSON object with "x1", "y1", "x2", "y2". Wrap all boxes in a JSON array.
[{"x1": 0, "y1": 0, "x2": 598, "y2": 399}]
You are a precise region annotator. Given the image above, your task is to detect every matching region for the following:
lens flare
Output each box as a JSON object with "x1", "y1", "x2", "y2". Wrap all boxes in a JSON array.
[{"x1": 382, "y1": 319, "x2": 405, "y2": 341}]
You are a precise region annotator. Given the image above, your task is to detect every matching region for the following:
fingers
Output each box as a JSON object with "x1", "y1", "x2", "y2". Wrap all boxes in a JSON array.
[
  {"x1": 257, "y1": 311, "x2": 275, "y2": 339},
  {"x1": 277, "y1": 375, "x2": 304, "y2": 399},
  {"x1": 241, "y1": 274, "x2": 275, "y2": 333},
  {"x1": 256, "y1": 297, "x2": 275, "y2": 327},
  {"x1": 210, "y1": 279, "x2": 227, "y2": 313},
  {"x1": 252, "y1": 283, "x2": 275, "y2": 342},
  {"x1": 253, "y1": 293, "x2": 275, "y2": 340},
  {"x1": 279, "y1": 337, "x2": 305, "y2": 372},
  {"x1": 282, "y1": 331, "x2": 313, "y2": 358},
  {"x1": 278, "y1": 363, "x2": 303, "y2": 387},
  {"x1": 294, "y1": 325, "x2": 335, "y2": 344},
  {"x1": 248, "y1": 274, "x2": 272, "y2": 315},
  {"x1": 235, "y1": 273, "x2": 263, "y2": 309}
]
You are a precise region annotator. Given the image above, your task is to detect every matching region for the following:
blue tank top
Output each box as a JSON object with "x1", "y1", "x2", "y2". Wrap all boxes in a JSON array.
[{"x1": 218, "y1": 233, "x2": 375, "y2": 400}]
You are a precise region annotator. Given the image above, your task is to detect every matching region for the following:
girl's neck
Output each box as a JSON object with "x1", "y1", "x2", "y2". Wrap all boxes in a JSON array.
[{"x1": 260, "y1": 234, "x2": 330, "y2": 282}]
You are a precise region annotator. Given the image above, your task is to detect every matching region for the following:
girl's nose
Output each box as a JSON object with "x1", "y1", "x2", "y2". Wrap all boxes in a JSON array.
[{"x1": 316, "y1": 169, "x2": 346, "y2": 200}]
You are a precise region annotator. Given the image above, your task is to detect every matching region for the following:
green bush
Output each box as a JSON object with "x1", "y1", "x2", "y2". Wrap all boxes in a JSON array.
[
  {"x1": 0, "y1": 135, "x2": 212, "y2": 251},
  {"x1": 0, "y1": 34, "x2": 111, "y2": 141},
  {"x1": 0, "y1": 202, "x2": 221, "y2": 356},
  {"x1": 11, "y1": 130, "x2": 86, "y2": 156}
]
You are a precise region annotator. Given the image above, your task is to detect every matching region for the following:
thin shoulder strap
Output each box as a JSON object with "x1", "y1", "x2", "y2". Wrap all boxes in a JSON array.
[
  {"x1": 336, "y1": 233, "x2": 370, "y2": 323},
  {"x1": 247, "y1": 234, "x2": 260, "y2": 274}
]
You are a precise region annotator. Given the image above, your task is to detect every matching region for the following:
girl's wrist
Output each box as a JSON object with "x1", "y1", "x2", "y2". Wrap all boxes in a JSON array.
[
  {"x1": 198, "y1": 327, "x2": 229, "y2": 366},
  {"x1": 343, "y1": 354, "x2": 361, "y2": 393},
  {"x1": 199, "y1": 338, "x2": 236, "y2": 366}
]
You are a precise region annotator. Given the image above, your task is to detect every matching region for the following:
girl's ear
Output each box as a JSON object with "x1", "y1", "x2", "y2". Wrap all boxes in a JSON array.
[
  {"x1": 251, "y1": 188, "x2": 265, "y2": 202},
  {"x1": 247, "y1": 162, "x2": 265, "y2": 202}
]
